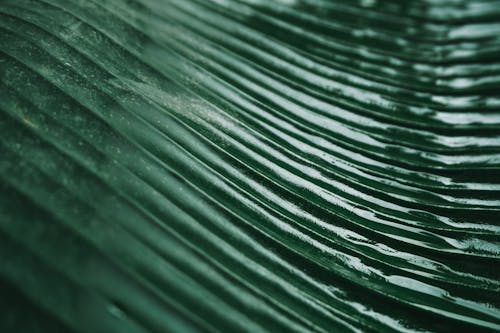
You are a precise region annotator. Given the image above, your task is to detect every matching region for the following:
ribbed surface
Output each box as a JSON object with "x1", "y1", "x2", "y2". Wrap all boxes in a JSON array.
[{"x1": 0, "y1": 0, "x2": 499, "y2": 332}]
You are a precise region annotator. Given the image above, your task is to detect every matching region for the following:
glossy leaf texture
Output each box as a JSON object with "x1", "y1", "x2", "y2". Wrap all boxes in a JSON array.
[{"x1": 0, "y1": 0, "x2": 499, "y2": 332}]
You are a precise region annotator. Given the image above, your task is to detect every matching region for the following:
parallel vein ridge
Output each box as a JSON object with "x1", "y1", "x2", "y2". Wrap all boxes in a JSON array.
[{"x1": 0, "y1": 0, "x2": 499, "y2": 332}]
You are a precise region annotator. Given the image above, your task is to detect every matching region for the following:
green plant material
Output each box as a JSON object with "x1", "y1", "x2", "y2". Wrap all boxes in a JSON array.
[{"x1": 0, "y1": 0, "x2": 500, "y2": 332}]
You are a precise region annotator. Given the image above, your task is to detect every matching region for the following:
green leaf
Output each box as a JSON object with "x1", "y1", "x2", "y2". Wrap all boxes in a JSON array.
[{"x1": 1, "y1": 0, "x2": 499, "y2": 332}]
